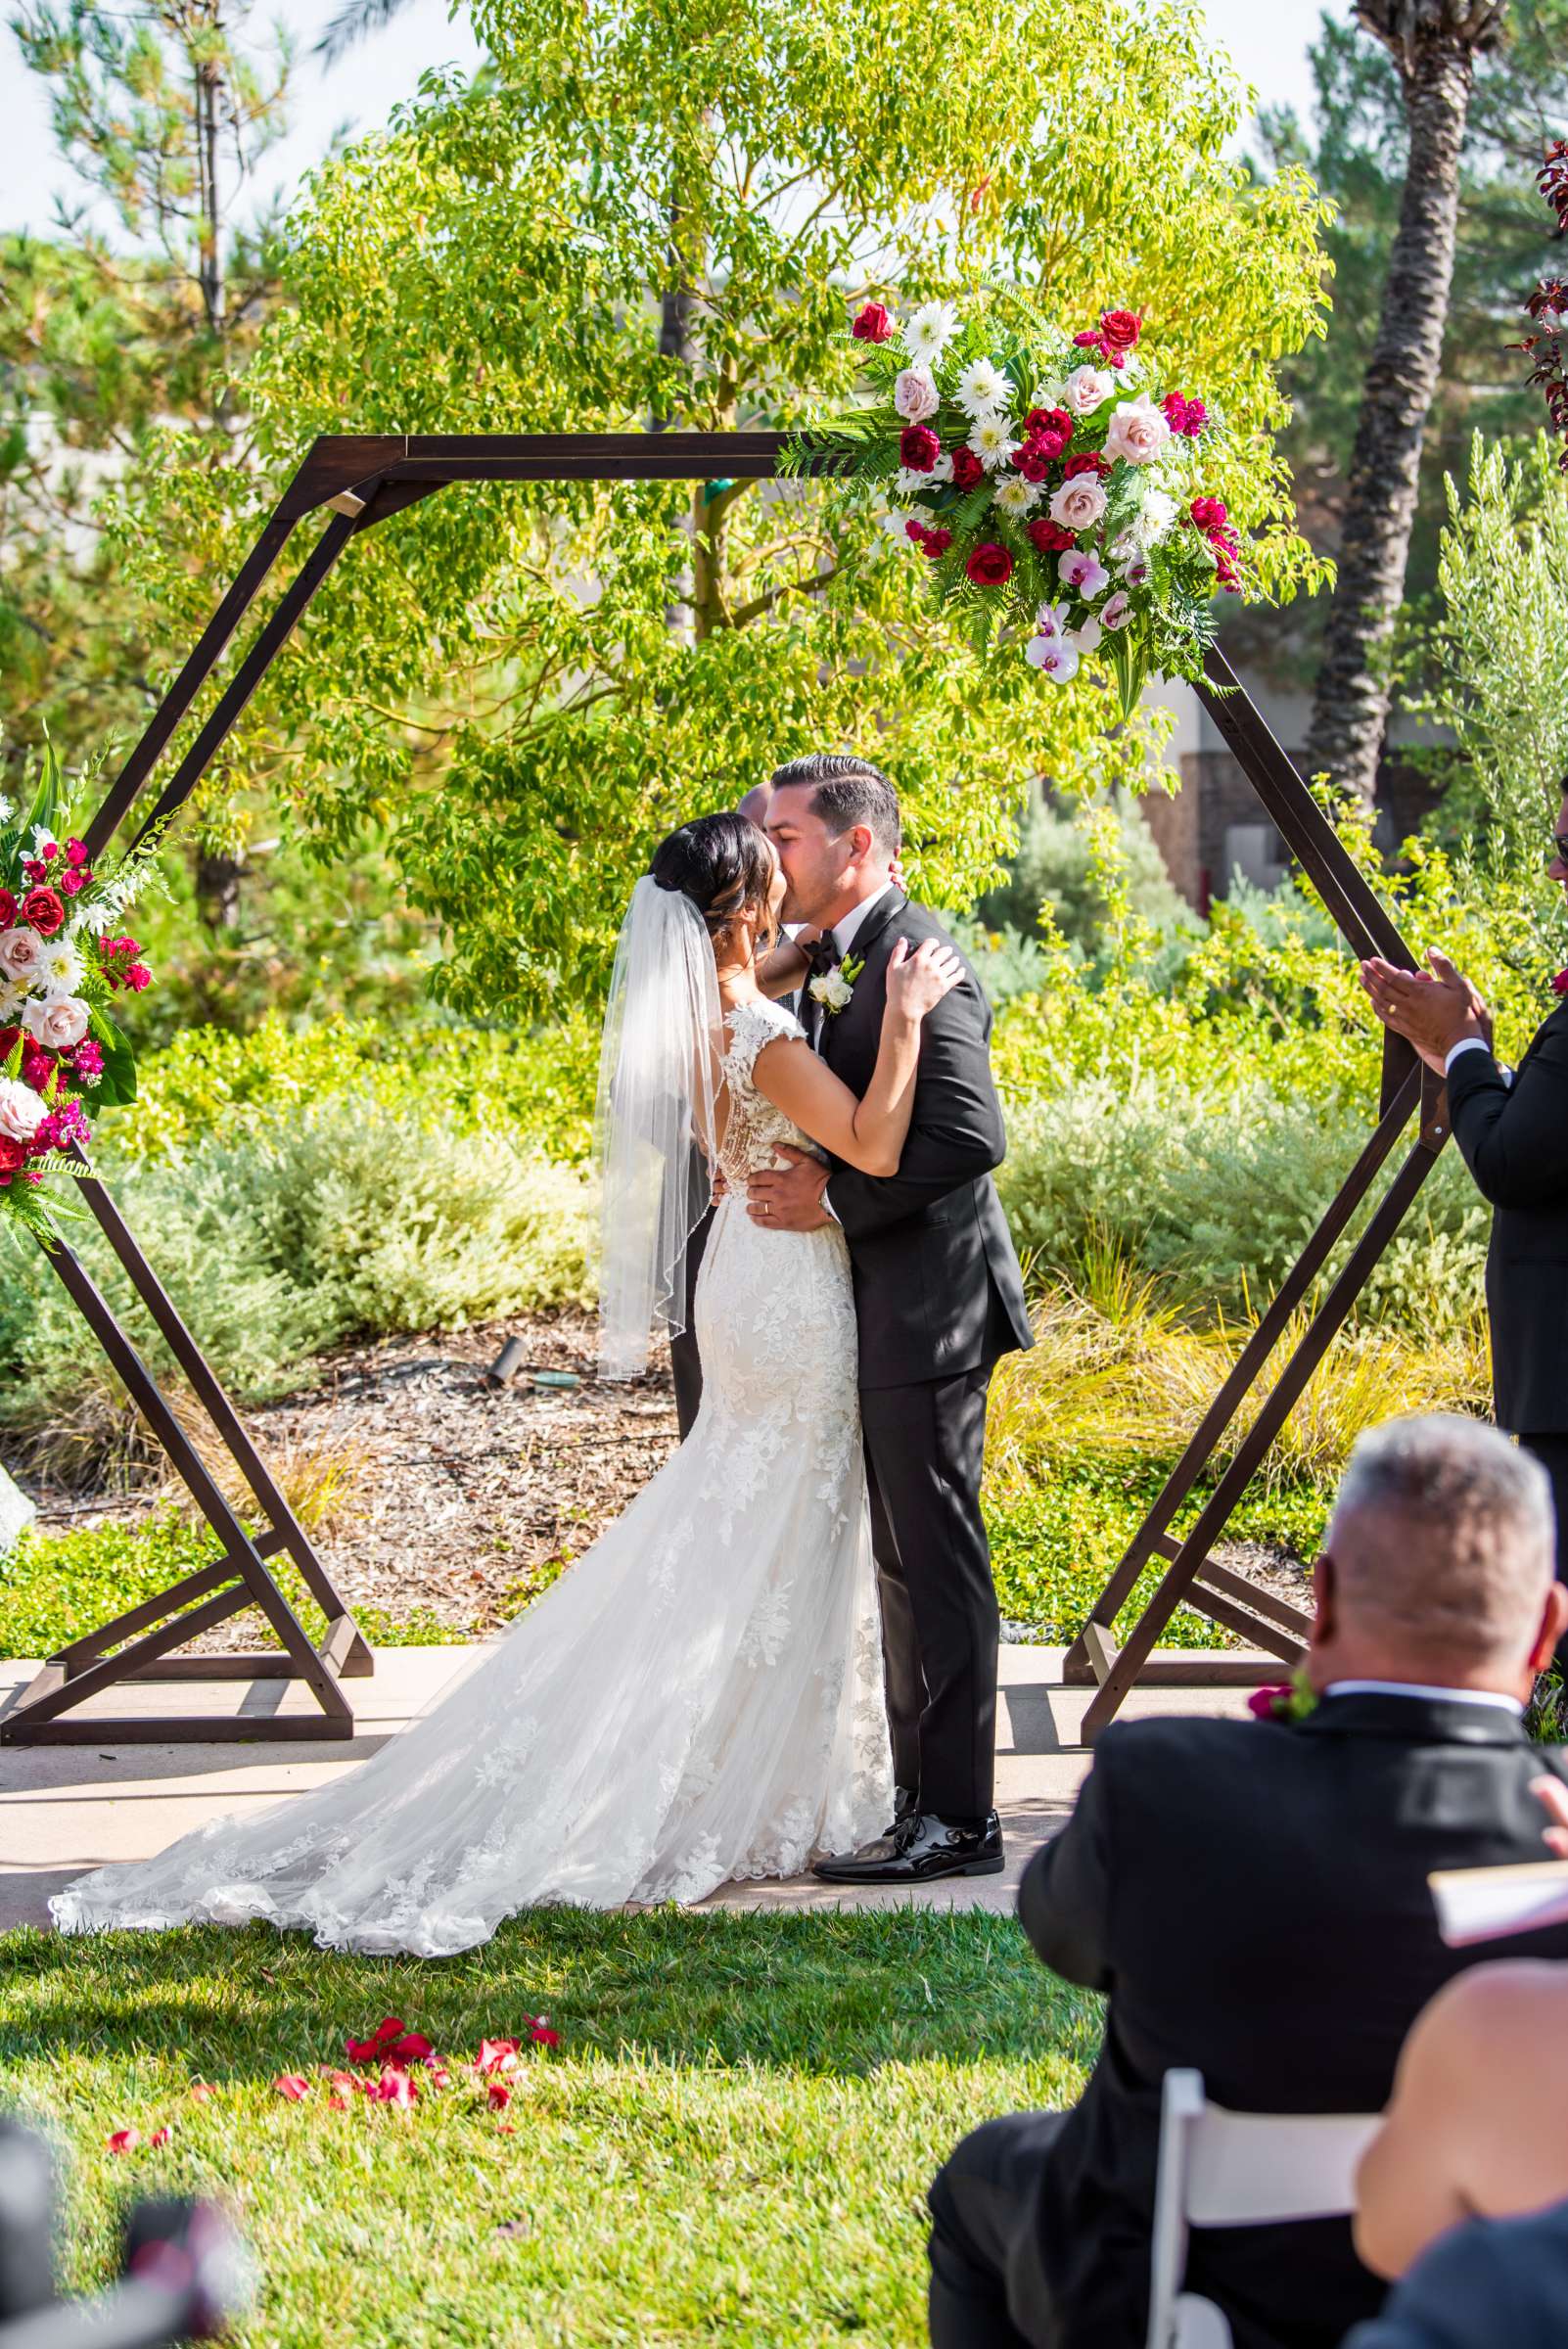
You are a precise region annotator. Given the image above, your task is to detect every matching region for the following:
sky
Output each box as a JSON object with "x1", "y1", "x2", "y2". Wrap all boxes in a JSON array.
[{"x1": 0, "y1": 0, "x2": 1329, "y2": 240}]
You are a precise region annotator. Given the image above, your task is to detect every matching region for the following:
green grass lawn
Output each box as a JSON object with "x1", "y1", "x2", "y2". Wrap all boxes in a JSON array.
[{"x1": 1, "y1": 1908, "x2": 1098, "y2": 2347}]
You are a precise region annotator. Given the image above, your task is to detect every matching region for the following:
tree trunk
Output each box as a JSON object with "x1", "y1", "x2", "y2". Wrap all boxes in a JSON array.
[
  {"x1": 196, "y1": 847, "x2": 245, "y2": 932},
  {"x1": 1303, "y1": 28, "x2": 1477, "y2": 810}
]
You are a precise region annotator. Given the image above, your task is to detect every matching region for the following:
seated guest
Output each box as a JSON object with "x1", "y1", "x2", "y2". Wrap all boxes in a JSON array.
[
  {"x1": 1341, "y1": 2198, "x2": 1568, "y2": 2349},
  {"x1": 927, "y1": 1414, "x2": 1568, "y2": 2349},
  {"x1": 1352, "y1": 1773, "x2": 1568, "y2": 2280}
]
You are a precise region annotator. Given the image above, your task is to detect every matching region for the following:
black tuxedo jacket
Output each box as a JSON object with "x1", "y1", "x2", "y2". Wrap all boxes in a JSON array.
[
  {"x1": 1448, "y1": 1004, "x2": 1568, "y2": 1433},
  {"x1": 1016, "y1": 1692, "x2": 1568, "y2": 2349},
  {"x1": 807, "y1": 893, "x2": 1032, "y2": 1390}
]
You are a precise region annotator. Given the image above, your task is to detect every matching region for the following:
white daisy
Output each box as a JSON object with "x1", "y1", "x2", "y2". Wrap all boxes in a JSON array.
[
  {"x1": 37, "y1": 937, "x2": 83, "y2": 998},
  {"x1": 968, "y1": 414, "x2": 1021, "y2": 472},
  {"x1": 954, "y1": 358, "x2": 1011, "y2": 419},
  {"x1": 903, "y1": 302, "x2": 960, "y2": 366},
  {"x1": 992, "y1": 474, "x2": 1042, "y2": 517},
  {"x1": 1137, "y1": 487, "x2": 1178, "y2": 545}
]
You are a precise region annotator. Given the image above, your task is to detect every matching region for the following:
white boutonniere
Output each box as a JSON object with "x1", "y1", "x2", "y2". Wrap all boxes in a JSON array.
[{"x1": 808, "y1": 953, "x2": 863, "y2": 1016}]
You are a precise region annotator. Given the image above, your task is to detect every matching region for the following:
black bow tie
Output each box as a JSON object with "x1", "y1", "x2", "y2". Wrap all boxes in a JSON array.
[{"x1": 805, "y1": 935, "x2": 843, "y2": 979}]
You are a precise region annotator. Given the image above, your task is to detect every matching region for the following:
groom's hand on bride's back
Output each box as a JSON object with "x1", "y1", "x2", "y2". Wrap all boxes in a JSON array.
[{"x1": 748, "y1": 1146, "x2": 834, "y2": 1231}]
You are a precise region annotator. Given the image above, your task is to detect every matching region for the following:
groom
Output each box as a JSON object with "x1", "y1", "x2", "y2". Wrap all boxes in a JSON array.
[{"x1": 753, "y1": 755, "x2": 1032, "y2": 1884}]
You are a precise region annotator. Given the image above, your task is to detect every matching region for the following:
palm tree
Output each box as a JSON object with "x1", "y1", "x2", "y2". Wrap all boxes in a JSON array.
[
  {"x1": 314, "y1": 0, "x2": 409, "y2": 66},
  {"x1": 1303, "y1": 0, "x2": 1502, "y2": 812}
]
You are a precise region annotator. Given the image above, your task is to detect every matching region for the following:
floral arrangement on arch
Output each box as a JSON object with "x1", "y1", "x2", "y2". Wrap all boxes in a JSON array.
[
  {"x1": 783, "y1": 292, "x2": 1247, "y2": 716},
  {"x1": 0, "y1": 739, "x2": 161, "y2": 1238}
]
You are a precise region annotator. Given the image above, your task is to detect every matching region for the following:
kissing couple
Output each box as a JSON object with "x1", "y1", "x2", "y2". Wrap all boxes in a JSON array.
[{"x1": 53, "y1": 755, "x2": 1032, "y2": 1954}]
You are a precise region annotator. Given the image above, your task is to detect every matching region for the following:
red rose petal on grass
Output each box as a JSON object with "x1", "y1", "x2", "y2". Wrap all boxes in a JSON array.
[
  {"x1": 273, "y1": 2075, "x2": 312, "y2": 2102},
  {"x1": 372, "y1": 2064, "x2": 418, "y2": 2107},
  {"x1": 346, "y1": 2016, "x2": 408, "y2": 2062},
  {"x1": 425, "y1": 2059, "x2": 452, "y2": 2090},
  {"x1": 527, "y1": 2021, "x2": 562, "y2": 2050},
  {"x1": 188, "y1": 2084, "x2": 216, "y2": 2104},
  {"x1": 476, "y1": 2038, "x2": 521, "y2": 2076},
  {"x1": 107, "y1": 2130, "x2": 142, "y2": 2155},
  {"x1": 486, "y1": 2083, "x2": 513, "y2": 2111},
  {"x1": 496, "y1": 2124, "x2": 517, "y2": 2136},
  {"x1": 148, "y1": 2127, "x2": 172, "y2": 2148},
  {"x1": 326, "y1": 2093, "x2": 351, "y2": 2111},
  {"x1": 388, "y1": 2032, "x2": 434, "y2": 2063}
]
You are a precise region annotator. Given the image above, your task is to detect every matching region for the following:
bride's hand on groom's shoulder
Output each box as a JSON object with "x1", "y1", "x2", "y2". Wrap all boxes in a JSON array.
[{"x1": 748, "y1": 1146, "x2": 834, "y2": 1231}]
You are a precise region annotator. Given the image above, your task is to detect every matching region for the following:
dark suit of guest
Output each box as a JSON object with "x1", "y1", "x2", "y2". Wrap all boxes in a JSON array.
[
  {"x1": 1343, "y1": 2197, "x2": 1568, "y2": 2349},
  {"x1": 1448, "y1": 1007, "x2": 1568, "y2": 1578},
  {"x1": 927, "y1": 1693, "x2": 1568, "y2": 2349},
  {"x1": 807, "y1": 892, "x2": 1032, "y2": 1822}
]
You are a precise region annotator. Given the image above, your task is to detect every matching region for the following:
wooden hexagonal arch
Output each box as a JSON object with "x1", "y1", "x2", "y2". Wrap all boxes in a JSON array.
[{"x1": 0, "y1": 434, "x2": 1450, "y2": 1747}]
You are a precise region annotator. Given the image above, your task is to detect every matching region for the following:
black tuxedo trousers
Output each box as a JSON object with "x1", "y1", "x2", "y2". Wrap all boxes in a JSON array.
[{"x1": 673, "y1": 896, "x2": 1031, "y2": 1820}]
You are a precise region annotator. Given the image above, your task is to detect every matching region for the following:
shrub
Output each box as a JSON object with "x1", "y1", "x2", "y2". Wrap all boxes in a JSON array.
[
  {"x1": 0, "y1": 1094, "x2": 594, "y2": 1444},
  {"x1": 994, "y1": 1076, "x2": 1492, "y2": 1340}
]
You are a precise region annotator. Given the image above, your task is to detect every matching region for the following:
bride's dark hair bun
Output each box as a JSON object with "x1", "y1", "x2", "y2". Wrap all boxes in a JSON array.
[{"x1": 650, "y1": 812, "x2": 776, "y2": 944}]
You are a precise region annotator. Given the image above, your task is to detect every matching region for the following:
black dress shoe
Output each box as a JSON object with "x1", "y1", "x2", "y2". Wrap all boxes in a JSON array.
[{"x1": 810, "y1": 1809, "x2": 1004, "y2": 1885}]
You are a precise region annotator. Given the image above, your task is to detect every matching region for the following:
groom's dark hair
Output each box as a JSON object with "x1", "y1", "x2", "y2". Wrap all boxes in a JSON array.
[{"x1": 769, "y1": 754, "x2": 901, "y2": 856}]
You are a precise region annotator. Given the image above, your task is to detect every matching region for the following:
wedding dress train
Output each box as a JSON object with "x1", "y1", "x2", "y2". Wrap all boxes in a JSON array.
[{"x1": 51, "y1": 998, "x2": 892, "y2": 1955}]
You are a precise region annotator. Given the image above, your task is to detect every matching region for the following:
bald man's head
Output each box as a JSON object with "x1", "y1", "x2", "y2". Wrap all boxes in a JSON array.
[{"x1": 1312, "y1": 1415, "x2": 1560, "y2": 1694}]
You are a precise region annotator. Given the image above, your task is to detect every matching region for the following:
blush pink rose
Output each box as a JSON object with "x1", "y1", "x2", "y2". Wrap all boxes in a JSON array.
[
  {"x1": 1064, "y1": 365, "x2": 1114, "y2": 416},
  {"x1": 0, "y1": 928, "x2": 44, "y2": 982},
  {"x1": 894, "y1": 368, "x2": 940, "y2": 424},
  {"x1": 1104, "y1": 392, "x2": 1171, "y2": 467},
  {"x1": 23, "y1": 995, "x2": 89, "y2": 1050},
  {"x1": 1047, "y1": 476, "x2": 1108, "y2": 532},
  {"x1": 0, "y1": 1078, "x2": 47, "y2": 1144}
]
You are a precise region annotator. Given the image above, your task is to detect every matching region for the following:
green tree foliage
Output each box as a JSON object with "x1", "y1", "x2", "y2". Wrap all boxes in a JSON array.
[
  {"x1": 1257, "y1": 1, "x2": 1568, "y2": 651},
  {"x1": 108, "y1": 0, "x2": 1332, "y2": 1018},
  {"x1": 0, "y1": 0, "x2": 290, "y2": 833},
  {"x1": 1412, "y1": 432, "x2": 1568, "y2": 931}
]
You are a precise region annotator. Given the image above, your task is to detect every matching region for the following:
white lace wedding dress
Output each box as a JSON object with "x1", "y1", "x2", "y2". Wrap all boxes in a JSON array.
[{"x1": 51, "y1": 999, "x2": 892, "y2": 1955}]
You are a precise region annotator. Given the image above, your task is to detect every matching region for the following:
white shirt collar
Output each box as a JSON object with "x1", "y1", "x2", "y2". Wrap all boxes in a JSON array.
[
  {"x1": 1323, "y1": 1679, "x2": 1524, "y2": 1717},
  {"x1": 832, "y1": 880, "x2": 897, "y2": 958}
]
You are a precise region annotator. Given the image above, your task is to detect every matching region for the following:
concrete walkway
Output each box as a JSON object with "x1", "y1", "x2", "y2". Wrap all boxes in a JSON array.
[{"x1": 0, "y1": 1644, "x2": 1267, "y2": 1933}]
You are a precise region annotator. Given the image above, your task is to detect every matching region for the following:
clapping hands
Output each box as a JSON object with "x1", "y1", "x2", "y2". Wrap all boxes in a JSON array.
[{"x1": 1358, "y1": 948, "x2": 1492, "y2": 1076}]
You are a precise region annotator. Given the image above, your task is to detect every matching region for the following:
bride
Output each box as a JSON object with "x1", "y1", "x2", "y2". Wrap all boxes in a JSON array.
[{"x1": 51, "y1": 811, "x2": 962, "y2": 1954}]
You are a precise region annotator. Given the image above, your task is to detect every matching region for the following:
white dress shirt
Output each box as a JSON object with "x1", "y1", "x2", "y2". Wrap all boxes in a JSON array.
[
  {"x1": 1323, "y1": 1678, "x2": 1524, "y2": 1717},
  {"x1": 831, "y1": 880, "x2": 897, "y2": 959},
  {"x1": 1445, "y1": 1035, "x2": 1512, "y2": 1086}
]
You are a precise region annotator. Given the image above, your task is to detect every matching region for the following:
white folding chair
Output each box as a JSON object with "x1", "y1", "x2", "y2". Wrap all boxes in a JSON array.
[{"x1": 1145, "y1": 2069, "x2": 1382, "y2": 2349}]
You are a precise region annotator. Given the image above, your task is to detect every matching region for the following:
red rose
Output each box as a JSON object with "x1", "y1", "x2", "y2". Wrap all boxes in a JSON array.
[
  {"x1": 899, "y1": 424, "x2": 941, "y2": 472},
  {"x1": 1073, "y1": 328, "x2": 1108, "y2": 355},
  {"x1": 1100, "y1": 308, "x2": 1142, "y2": 351},
  {"x1": 1028, "y1": 517, "x2": 1076, "y2": 555},
  {"x1": 0, "y1": 1138, "x2": 26, "y2": 1174},
  {"x1": 852, "y1": 301, "x2": 894, "y2": 343},
  {"x1": 1015, "y1": 442, "x2": 1057, "y2": 482},
  {"x1": 1553, "y1": 969, "x2": 1568, "y2": 996},
  {"x1": 1026, "y1": 407, "x2": 1074, "y2": 443},
  {"x1": 922, "y1": 528, "x2": 953, "y2": 558},
  {"x1": 905, "y1": 518, "x2": 929, "y2": 543},
  {"x1": 66, "y1": 839, "x2": 89, "y2": 868},
  {"x1": 1246, "y1": 1684, "x2": 1293, "y2": 1722},
  {"x1": 966, "y1": 541, "x2": 1014, "y2": 587},
  {"x1": 949, "y1": 445, "x2": 985, "y2": 491},
  {"x1": 21, "y1": 887, "x2": 65, "y2": 937},
  {"x1": 1064, "y1": 450, "x2": 1111, "y2": 478},
  {"x1": 0, "y1": 893, "x2": 16, "y2": 929},
  {"x1": 1189, "y1": 495, "x2": 1228, "y2": 532}
]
